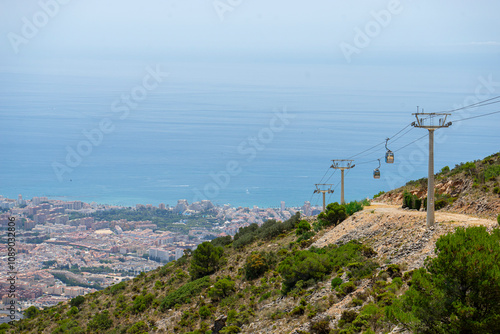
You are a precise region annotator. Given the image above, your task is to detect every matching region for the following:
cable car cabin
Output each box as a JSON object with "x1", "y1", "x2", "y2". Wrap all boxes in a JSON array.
[
  {"x1": 385, "y1": 150, "x2": 394, "y2": 163},
  {"x1": 373, "y1": 169, "x2": 380, "y2": 179}
]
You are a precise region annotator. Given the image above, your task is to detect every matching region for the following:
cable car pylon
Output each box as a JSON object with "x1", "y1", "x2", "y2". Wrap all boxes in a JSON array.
[
  {"x1": 313, "y1": 184, "x2": 334, "y2": 212},
  {"x1": 412, "y1": 107, "x2": 452, "y2": 227},
  {"x1": 330, "y1": 160, "x2": 355, "y2": 204}
]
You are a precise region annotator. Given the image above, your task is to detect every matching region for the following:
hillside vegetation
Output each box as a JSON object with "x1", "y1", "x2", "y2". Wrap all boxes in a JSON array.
[
  {"x1": 5, "y1": 154, "x2": 500, "y2": 334},
  {"x1": 376, "y1": 152, "x2": 500, "y2": 218}
]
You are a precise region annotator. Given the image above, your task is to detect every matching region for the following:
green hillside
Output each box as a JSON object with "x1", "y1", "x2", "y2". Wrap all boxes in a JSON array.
[
  {"x1": 376, "y1": 152, "x2": 500, "y2": 218},
  {"x1": 5, "y1": 153, "x2": 500, "y2": 334}
]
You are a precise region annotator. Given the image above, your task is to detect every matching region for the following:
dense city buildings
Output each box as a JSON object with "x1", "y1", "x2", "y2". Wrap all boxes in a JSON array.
[{"x1": 0, "y1": 194, "x2": 318, "y2": 311}]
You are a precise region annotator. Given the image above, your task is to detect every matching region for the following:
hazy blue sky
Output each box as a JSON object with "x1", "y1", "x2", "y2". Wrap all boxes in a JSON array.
[
  {"x1": 1, "y1": 1, "x2": 499, "y2": 206},
  {"x1": 1, "y1": 1, "x2": 499, "y2": 64}
]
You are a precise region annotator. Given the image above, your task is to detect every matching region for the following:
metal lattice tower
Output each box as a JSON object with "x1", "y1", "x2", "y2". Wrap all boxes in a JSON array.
[
  {"x1": 314, "y1": 184, "x2": 334, "y2": 212},
  {"x1": 412, "y1": 108, "x2": 452, "y2": 227},
  {"x1": 330, "y1": 160, "x2": 355, "y2": 204}
]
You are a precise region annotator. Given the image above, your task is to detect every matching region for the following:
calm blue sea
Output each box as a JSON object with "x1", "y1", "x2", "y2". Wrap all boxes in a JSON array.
[{"x1": 1, "y1": 60, "x2": 499, "y2": 208}]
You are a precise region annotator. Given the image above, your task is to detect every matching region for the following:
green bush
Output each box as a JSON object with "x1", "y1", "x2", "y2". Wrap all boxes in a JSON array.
[
  {"x1": 67, "y1": 306, "x2": 79, "y2": 316},
  {"x1": 331, "y1": 277, "x2": 343, "y2": 289},
  {"x1": 348, "y1": 260, "x2": 378, "y2": 280},
  {"x1": 278, "y1": 241, "x2": 377, "y2": 293},
  {"x1": 52, "y1": 319, "x2": 84, "y2": 334},
  {"x1": 232, "y1": 213, "x2": 301, "y2": 249},
  {"x1": 278, "y1": 250, "x2": 333, "y2": 293},
  {"x1": 296, "y1": 220, "x2": 311, "y2": 235},
  {"x1": 220, "y1": 325, "x2": 241, "y2": 334},
  {"x1": 109, "y1": 281, "x2": 127, "y2": 295},
  {"x1": 338, "y1": 281, "x2": 356, "y2": 295},
  {"x1": 318, "y1": 202, "x2": 347, "y2": 227},
  {"x1": 484, "y1": 164, "x2": 500, "y2": 180},
  {"x1": 127, "y1": 321, "x2": 149, "y2": 334},
  {"x1": 493, "y1": 186, "x2": 500, "y2": 194},
  {"x1": 69, "y1": 295, "x2": 85, "y2": 308},
  {"x1": 373, "y1": 191, "x2": 385, "y2": 199},
  {"x1": 208, "y1": 278, "x2": 236, "y2": 301},
  {"x1": 189, "y1": 242, "x2": 224, "y2": 280},
  {"x1": 211, "y1": 235, "x2": 232, "y2": 247},
  {"x1": 161, "y1": 276, "x2": 211, "y2": 310},
  {"x1": 131, "y1": 293, "x2": 154, "y2": 313},
  {"x1": 87, "y1": 311, "x2": 113, "y2": 332},
  {"x1": 198, "y1": 305, "x2": 211, "y2": 319},
  {"x1": 244, "y1": 252, "x2": 268, "y2": 280},
  {"x1": 24, "y1": 306, "x2": 40, "y2": 318},
  {"x1": 387, "y1": 226, "x2": 500, "y2": 333},
  {"x1": 402, "y1": 191, "x2": 421, "y2": 210},
  {"x1": 343, "y1": 200, "x2": 369, "y2": 216},
  {"x1": 440, "y1": 166, "x2": 450, "y2": 174},
  {"x1": 310, "y1": 317, "x2": 331, "y2": 334}
]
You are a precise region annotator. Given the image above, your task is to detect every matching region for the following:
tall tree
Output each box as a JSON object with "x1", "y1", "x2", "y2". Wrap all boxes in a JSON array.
[{"x1": 189, "y1": 242, "x2": 224, "y2": 280}]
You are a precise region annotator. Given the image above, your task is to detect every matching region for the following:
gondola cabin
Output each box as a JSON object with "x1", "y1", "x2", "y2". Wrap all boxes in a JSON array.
[
  {"x1": 385, "y1": 150, "x2": 394, "y2": 163},
  {"x1": 373, "y1": 169, "x2": 381, "y2": 179}
]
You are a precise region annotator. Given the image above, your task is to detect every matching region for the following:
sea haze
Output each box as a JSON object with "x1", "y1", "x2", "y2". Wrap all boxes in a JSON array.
[{"x1": 1, "y1": 60, "x2": 499, "y2": 208}]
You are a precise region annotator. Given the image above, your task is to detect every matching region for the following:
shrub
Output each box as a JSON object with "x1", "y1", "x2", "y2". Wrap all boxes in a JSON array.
[
  {"x1": 297, "y1": 231, "x2": 315, "y2": 242},
  {"x1": 310, "y1": 318, "x2": 331, "y2": 334},
  {"x1": 402, "y1": 191, "x2": 421, "y2": 210},
  {"x1": 208, "y1": 278, "x2": 236, "y2": 301},
  {"x1": 67, "y1": 306, "x2": 79, "y2": 316},
  {"x1": 343, "y1": 200, "x2": 368, "y2": 216},
  {"x1": 278, "y1": 250, "x2": 333, "y2": 293},
  {"x1": 318, "y1": 202, "x2": 347, "y2": 227},
  {"x1": 373, "y1": 191, "x2": 385, "y2": 199},
  {"x1": 440, "y1": 166, "x2": 450, "y2": 174},
  {"x1": 199, "y1": 305, "x2": 211, "y2": 319},
  {"x1": 296, "y1": 220, "x2": 311, "y2": 235},
  {"x1": 109, "y1": 281, "x2": 127, "y2": 295},
  {"x1": 52, "y1": 319, "x2": 84, "y2": 334},
  {"x1": 87, "y1": 311, "x2": 113, "y2": 332},
  {"x1": 484, "y1": 164, "x2": 500, "y2": 180},
  {"x1": 211, "y1": 235, "x2": 232, "y2": 247},
  {"x1": 348, "y1": 260, "x2": 378, "y2": 280},
  {"x1": 385, "y1": 264, "x2": 402, "y2": 278},
  {"x1": 24, "y1": 306, "x2": 39, "y2": 318},
  {"x1": 161, "y1": 276, "x2": 211, "y2": 310},
  {"x1": 132, "y1": 293, "x2": 154, "y2": 313},
  {"x1": 388, "y1": 226, "x2": 500, "y2": 333},
  {"x1": 127, "y1": 321, "x2": 149, "y2": 334},
  {"x1": 189, "y1": 242, "x2": 224, "y2": 280},
  {"x1": 493, "y1": 186, "x2": 500, "y2": 194},
  {"x1": 69, "y1": 295, "x2": 85, "y2": 308},
  {"x1": 331, "y1": 277, "x2": 343, "y2": 289},
  {"x1": 244, "y1": 253, "x2": 268, "y2": 280},
  {"x1": 338, "y1": 281, "x2": 356, "y2": 295},
  {"x1": 220, "y1": 325, "x2": 241, "y2": 334}
]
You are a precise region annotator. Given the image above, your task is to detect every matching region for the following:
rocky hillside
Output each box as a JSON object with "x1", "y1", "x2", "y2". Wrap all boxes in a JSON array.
[
  {"x1": 7, "y1": 201, "x2": 499, "y2": 334},
  {"x1": 375, "y1": 152, "x2": 500, "y2": 219}
]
